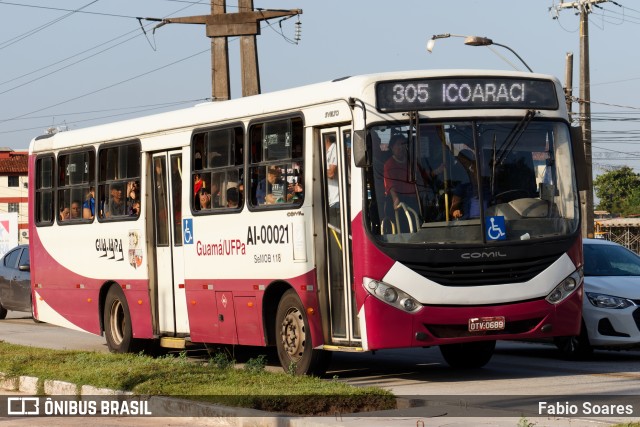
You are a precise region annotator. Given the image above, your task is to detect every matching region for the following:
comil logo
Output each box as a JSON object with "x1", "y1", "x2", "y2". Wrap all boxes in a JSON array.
[{"x1": 8, "y1": 397, "x2": 39, "y2": 415}]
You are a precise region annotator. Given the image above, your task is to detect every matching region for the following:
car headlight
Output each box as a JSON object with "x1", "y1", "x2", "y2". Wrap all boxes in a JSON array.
[
  {"x1": 364, "y1": 278, "x2": 422, "y2": 313},
  {"x1": 586, "y1": 292, "x2": 635, "y2": 309},
  {"x1": 546, "y1": 268, "x2": 583, "y2": 305}
]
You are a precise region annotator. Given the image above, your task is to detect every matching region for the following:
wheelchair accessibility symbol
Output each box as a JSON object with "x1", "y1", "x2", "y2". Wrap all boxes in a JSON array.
[
  {"x1": 183, "y1": 219, "x2": 194, "y2": 245},
  {"x1": 486, "y1": 216, "x2": 506, "y2": 241}
]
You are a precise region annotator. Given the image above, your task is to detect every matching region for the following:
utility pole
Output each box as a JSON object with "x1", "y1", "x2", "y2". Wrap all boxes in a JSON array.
[
  {"x1": 554, "y1": 0, "x2": 608, "y2": 238},
  {"x1": 564, "y1": 52, "x2": 573, "y2": 118},
  {"x1": 150, "y1": 1, "x2": 301, "y2": 101}
]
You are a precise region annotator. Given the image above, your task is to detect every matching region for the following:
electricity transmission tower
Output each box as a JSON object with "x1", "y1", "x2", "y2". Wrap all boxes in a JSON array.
[
  {"x1": 148, "y1": 0, "x2": 301, "y2": 101},
  {"x1": 553, "y1": 0, "x2": 610, "y2": 237}
]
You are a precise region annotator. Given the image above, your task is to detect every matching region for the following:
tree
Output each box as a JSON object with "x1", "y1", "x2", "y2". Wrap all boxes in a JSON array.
[{"x1": 593, "y1": 166, "x2": 640, "y2": 216}]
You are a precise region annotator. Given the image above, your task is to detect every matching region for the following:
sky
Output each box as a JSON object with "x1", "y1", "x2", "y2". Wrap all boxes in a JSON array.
[{"x1": 1, "y1": 0, "x2": 639, "y2": 176}]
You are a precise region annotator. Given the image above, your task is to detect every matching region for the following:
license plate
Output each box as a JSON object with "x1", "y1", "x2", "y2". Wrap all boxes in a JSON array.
[{"x1": 468, "y1": 316, "x2": 505, "y2": 332}]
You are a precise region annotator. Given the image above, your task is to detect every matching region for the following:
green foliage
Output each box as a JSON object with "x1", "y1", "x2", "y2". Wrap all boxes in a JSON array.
[
  {"x1": 287, "y1": 361, "x2": 297, "y2": 376},
  {"x1": 243, "y1": 355, "x2": 267, "y2": 373},
  {"x1": 518, "y1": 416, "x2": 536, "y2": 427},
  {"x1": 594, "y1": 166, "x2": 640, "y2": 216},
  {"x1": 0, "y1": 342, "x2": 395, "y2": 415},
  {"x1": 210, "y1": 351, "x2": 235, "y2": 370}
]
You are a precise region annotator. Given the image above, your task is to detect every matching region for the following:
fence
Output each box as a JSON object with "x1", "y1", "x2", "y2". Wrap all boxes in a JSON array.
[{"x1": 595, "y1": 218, "x2": 640, "y2": 255}]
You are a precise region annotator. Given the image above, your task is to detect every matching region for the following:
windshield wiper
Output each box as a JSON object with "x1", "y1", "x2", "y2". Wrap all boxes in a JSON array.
[{"x1": 495, "y1": 109, "x2": 536, "y2": 167}]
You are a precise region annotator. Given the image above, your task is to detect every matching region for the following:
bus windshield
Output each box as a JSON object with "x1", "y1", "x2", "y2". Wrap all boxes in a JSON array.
[{"x1": 365, "y1": 120, "x2": 579, "y2": 244}]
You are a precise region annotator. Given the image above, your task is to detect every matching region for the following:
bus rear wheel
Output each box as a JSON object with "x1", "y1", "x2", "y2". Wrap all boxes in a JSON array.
[
  {"x1": 275, "y1": 289, "x2": 331, "y2": 376},
  {"x1": 104, "y1": 285, "x2": 141, "y2": 353},
  {"x1": 439, "y1": 340, "x2": 495, "y2": 369}
]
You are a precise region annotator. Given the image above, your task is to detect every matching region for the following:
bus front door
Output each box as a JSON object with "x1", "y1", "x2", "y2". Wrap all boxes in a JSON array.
[
  {"x1": 321, "y1": 127, "x2": 360, "y2": 345},
  {"x1": 151, "y1": 152, "x2": 189, "y2": 336}
]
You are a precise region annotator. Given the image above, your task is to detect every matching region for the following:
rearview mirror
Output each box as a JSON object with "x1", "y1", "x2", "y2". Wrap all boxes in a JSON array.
[{"x1": 353, "y1": 130, "x2": 370, "y2": 168}]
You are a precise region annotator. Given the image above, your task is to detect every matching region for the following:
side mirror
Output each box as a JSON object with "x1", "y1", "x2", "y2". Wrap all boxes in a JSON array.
[
  {"x1": 571, "y1": 126, "x2": 588, "y2": 192},
  {"x1": 353, "y1": 130, "x2": 370, "y2": 168},
  {"x1": 19, "y1": 264, "x2": 30, "y2": 272}
]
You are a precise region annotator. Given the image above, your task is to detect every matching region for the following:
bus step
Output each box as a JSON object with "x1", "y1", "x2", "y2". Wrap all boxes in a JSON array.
[
  {"x1": 321, "y1": 345, "x2": 365, "y2": 352},
  {"x1": 160, "y1": 337, "x2": 186, "y2": 349}
]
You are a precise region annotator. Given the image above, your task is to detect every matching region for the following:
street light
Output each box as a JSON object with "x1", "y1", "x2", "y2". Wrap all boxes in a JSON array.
[{"x1": 426, "y1": 33, "x2": 534, "y2": 73}]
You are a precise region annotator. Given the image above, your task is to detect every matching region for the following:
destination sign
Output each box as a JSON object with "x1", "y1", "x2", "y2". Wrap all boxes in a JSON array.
[{"x1": 375, "y1": 77, "x2": 558, "y2": 112}]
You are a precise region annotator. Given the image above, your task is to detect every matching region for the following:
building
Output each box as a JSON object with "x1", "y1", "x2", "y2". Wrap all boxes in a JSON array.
[
  {"x1": 0, "y1": 148, "x2": 28, "y2": 244},
  {"x1": 595, "y1": 217, "x2": 640, "y2": 255}
]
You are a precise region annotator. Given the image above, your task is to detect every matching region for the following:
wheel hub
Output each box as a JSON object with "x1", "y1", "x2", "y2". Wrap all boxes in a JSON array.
[
  {"x1": 109, "y1": 299, "x2": 125, "y2": 345},
  {"x1": 281, "y1": 308, "x2": 305, "y2": 360}
]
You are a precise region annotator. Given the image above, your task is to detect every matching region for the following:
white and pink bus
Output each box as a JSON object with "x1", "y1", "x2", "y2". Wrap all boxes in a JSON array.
[{"x1": 29, "y1": 70, "x2": 585, "y2": 374}]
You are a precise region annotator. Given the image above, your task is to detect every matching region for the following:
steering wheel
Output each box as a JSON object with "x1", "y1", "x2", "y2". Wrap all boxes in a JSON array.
[{"x1": 492, "y1": 189, "x2": 529, "y2": 204}]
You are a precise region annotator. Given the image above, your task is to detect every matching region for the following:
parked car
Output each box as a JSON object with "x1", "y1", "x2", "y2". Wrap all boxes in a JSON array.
[
  {"x1": 555, "y1": 238, "x2": 640, "y2": 357},
  {"x1": 0, "y1": 244, "x2": 32, "y2": 319}
]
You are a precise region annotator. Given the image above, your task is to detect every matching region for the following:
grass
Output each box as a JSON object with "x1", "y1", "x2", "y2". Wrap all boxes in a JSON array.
[{"x1": 0, "y1": 341, "x2": 395, "y2": 415}]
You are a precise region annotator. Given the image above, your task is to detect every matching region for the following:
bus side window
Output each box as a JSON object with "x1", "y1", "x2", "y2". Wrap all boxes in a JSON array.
[
  {"x1": 191, "y1": 126, "x2": 244, "y2": 214},
  {"x1": 56, "y1": 150, "x2": 95, "y2": 224},
  {"x1": 35, "y1": 155, "x2": 55, "y2": 225},
  {"x1": 249, "y1": 117, "x2": 303, "y2": 209},
  {"x1": 97, "y1": 142, "x2": 140, "y2": 221}
]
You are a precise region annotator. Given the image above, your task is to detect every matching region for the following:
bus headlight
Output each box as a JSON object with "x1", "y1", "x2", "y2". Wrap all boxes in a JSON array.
[
  {"x1": 364, "y1": 278, "x2": 422, "y2": 313},
  {"x1": 546, "y1": 268, "x2": 583, "y2": 304}
]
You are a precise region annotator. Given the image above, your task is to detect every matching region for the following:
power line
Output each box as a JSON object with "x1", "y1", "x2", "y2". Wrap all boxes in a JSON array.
[
  {"x1": 0, "y1": 1, "x2": 100, "y2": 51},
  {"x1": 0, "y1": 29, "x2": 146, "y2": 97},
  {"x1": 0, "y1": 47, "x2": 209, "y2": 125},
  {"x1": 0, "y1": 1, "x2": 134, "y2": 19},
  {"x1": 0, "y1": 99, "x2": 210, "y2": 136},
  {"x1": 0, "y1": 1, "x2": 209, "y2": 96}
]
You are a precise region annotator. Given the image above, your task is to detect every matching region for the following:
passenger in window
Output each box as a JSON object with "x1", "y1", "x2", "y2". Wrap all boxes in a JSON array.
[
  {"x1": 226, "y1": 187, "x2": 239, "y2": 208},
  {"x1": 210, "y1": 181, "x2": 221, "y2": 208},
  {"x1": 288, "y1": 177, "x2": 303, "y2": 202},
  {"x1": 450, "y1": 149, "x2": 488, "y2": 220},
  {"x1": 193, "y1": 173, "x2": 204, "y2": 197},
  {"x1": 256, "y1": 166, "x2": 287, "y2": 205},
  {"x1": 83, "y1": 187, "x2": 95, "y2": 219},
  {"x1": 198, "y1": 187, "x2": 212, "y2": 210},
  {"x1": 59, "y1": 207, "x2": 70, "y2": 221},
  {"x1": 105, "y1": 183, "x2": 125, "y2": 217},
  {"x1": 130, "y1": 201, "x2": 141, "y2": 216},
  {"x1": 70, "y1": 201, "x2": 82, "y2": 219},
  {"x1": 384, "y1": 135, "x2": 418, "y2": 213},
  {"x1": 126, "y1": 181, "x2": 140, "y2": 216},
  {"x1": 325, "y1": 134, "x2": 339, "y2": 209}
]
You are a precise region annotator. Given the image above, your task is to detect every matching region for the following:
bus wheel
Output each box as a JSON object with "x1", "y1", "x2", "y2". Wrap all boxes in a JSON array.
[
  {"x1": 439, "y1": 340, "x2": 495, "y2": 369},
  {"x1": 0, "y1": 302, "x2": 7, "y2": 319},
  {"x1": 104, "y1": 285, "x2": 140, "y2": 353},
  {"x1": 276, "y1": 289, "x2": 331, "y2": 376},
  {"x1": 554, "y1": 320, "x2": 592, "y2": 359}
]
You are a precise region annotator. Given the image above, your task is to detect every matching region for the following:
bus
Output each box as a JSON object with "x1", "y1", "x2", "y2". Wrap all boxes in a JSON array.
[{"x1": 28, "y1": 70, "x2": 585, "y2": 374}]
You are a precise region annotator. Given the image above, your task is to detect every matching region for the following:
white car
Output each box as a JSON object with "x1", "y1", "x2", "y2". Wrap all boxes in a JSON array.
[{"x1": 555, "y1": 238, "x2": 640, "y2": 357}]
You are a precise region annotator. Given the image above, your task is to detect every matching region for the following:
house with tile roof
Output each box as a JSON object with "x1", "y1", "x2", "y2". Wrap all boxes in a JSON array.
[{"x1": 0, "y1": 148, "x2": 28, "y2": 244}]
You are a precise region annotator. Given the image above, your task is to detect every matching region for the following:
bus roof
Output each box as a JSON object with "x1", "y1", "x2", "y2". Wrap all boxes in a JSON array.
[{"x1": 29, "y1": 69, "x2": 564, "y2": 153}]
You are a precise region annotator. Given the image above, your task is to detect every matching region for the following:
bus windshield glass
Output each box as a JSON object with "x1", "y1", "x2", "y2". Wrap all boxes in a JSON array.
[{"x1": 365, "y1": 120, "x2": 578, "y2": 244}]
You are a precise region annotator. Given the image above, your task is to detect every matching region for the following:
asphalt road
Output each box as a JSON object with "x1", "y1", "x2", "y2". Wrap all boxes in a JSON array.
[{"x1": 2, "y1": 310, "x2": 640, "y2": 426}]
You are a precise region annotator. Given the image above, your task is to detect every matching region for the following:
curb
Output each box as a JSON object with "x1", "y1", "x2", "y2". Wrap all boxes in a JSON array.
[{"x1": 0, "y1": 371, "x2": 348, "y2": 426}]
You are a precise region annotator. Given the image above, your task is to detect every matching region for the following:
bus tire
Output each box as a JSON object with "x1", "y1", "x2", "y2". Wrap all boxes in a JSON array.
[
  {"x1": 439, "y1": 340, "x2": 495, "y2": 369},
  {"x1": 0, "y1": 302, "x2": 7, "y2": 319},
  {"x1": 104, "y1": 284, "x2": 140, "y2": 353},
  {"x1": 275, "y1": 289, "x2": 331, "y2": 376},
  {"x1": 554, "y1": 320, "x2": 592, "y2": 359}
]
